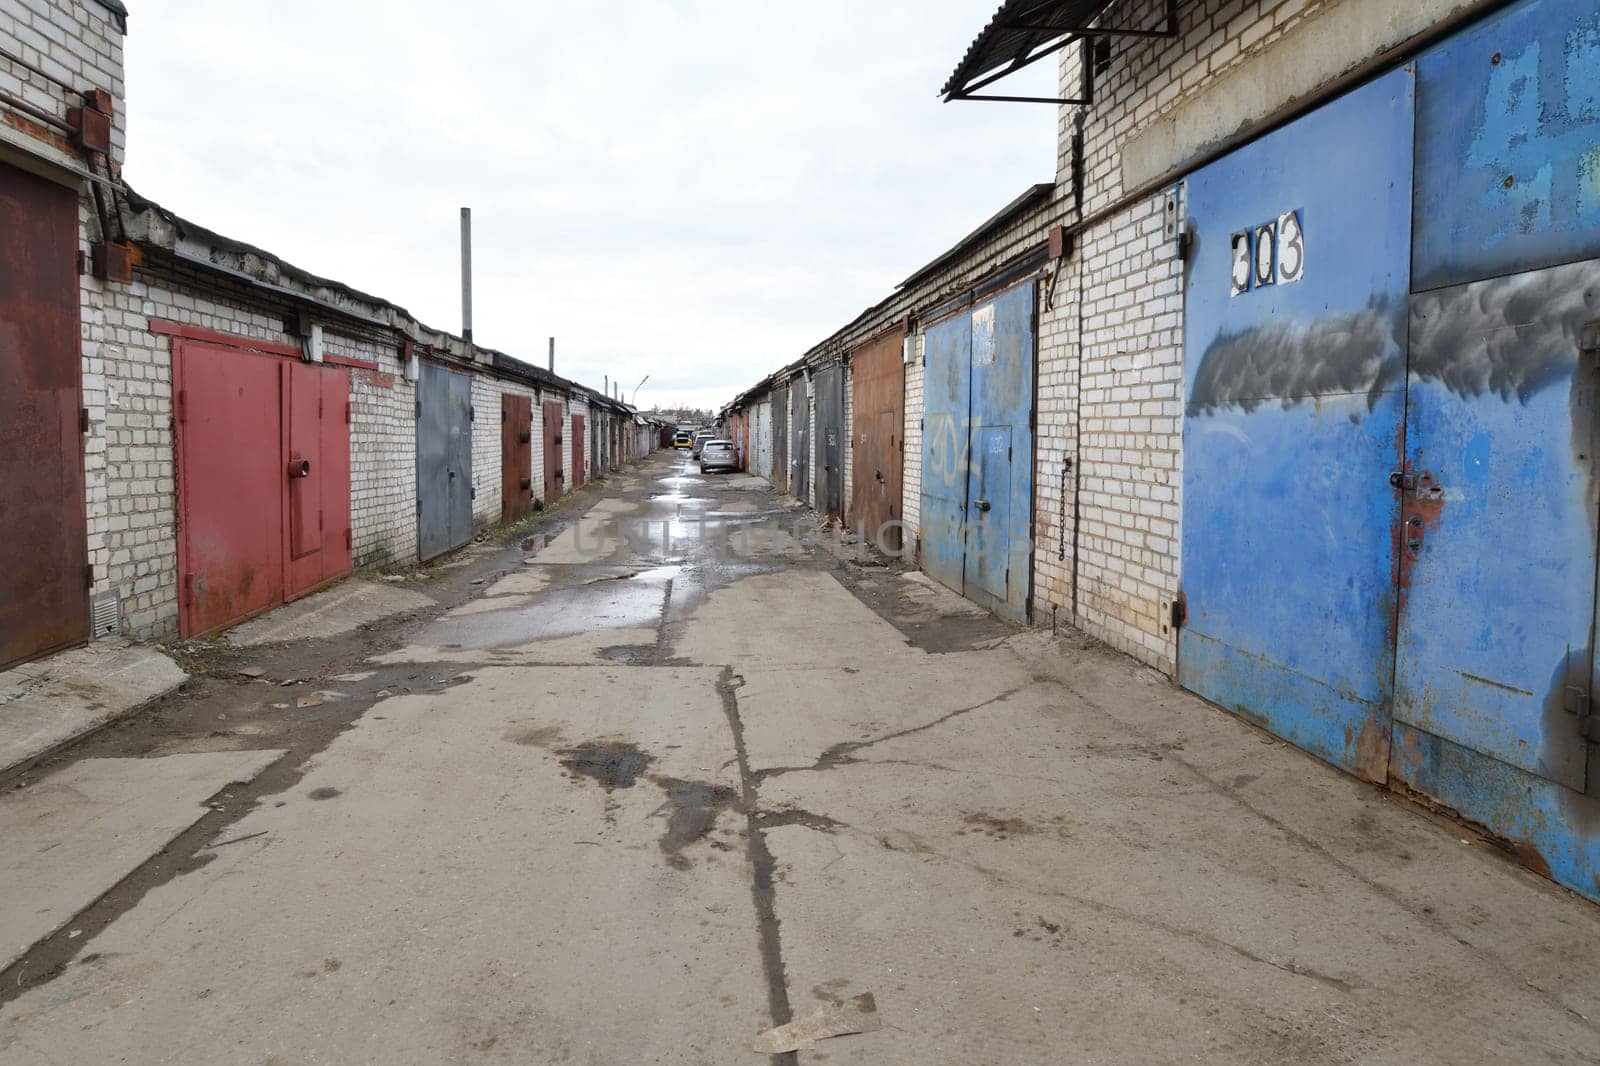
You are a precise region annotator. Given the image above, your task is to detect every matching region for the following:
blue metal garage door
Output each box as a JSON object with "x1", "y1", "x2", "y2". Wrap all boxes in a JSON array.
[
  {"x1": 919, "y1": 282, "x2": 1035, "y2": 622},
  {"x1": 1390, "y1": 0, "x2": 1600, "y2": 897},
  {"x1": 921, "y1": 311, "x2": 971, "y2": 597},
  {"x1": 1178, "y1": 67, "x2": 1415, "y2": 783}
]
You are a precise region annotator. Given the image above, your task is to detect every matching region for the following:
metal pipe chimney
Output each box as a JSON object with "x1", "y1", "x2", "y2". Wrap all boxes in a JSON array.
[
  {"x1": 548, "y1": 337, "x2": 554, "y2": 372},
  {"x1": 460, "y1": 207, "x2": 473, "y2": 343}
]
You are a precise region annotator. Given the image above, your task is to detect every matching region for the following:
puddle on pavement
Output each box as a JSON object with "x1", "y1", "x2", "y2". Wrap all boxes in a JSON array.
[
  {"x1": 413, "y1": 566, "x2": 681, "y2": 648},
  {"x1": 649, "y1": 774, "x2": 738, "y2": 870},
  {"x1": 557, "y1": 739, "x2": 653, "y2": 790}
]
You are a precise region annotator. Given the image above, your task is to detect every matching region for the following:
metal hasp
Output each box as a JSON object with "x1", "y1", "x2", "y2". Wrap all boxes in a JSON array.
[
  {"x1": 771, "y1": 385, "x2": 790, "y2": 495},
  {"x1": 416, "y1": 362, "x2": 474, "y2": 561},
  {"x1": 851, "y1": 328, "x2": 907, "y2": 551},
  {"x1": 919, "y1": 281, "x2": 1037, "y2": 622},
  {"x1": 940, "y1": 0, "x2": 1179, "y2": 105},
  {"x1": 501, "y1": 394, "x2": 534, "y2": 522},
  {"x1": 790, "y1": 377, "x2": 810, "y2": 504},
  {"x1": 814, "y1": 363, "x2": 846, "y2": 521},
  {"x1": 0, "y1": 161, "x2": 89, "y2": 667},
  {"x1": 174, "y1": 340, "x2": 352, "y2": 637},
  {"x1": 542, "y1": 400, "x2": 565, "y2": 504},
  {"x1": 1178, "y1": 67, "x2": 1415, "y2": 784}
]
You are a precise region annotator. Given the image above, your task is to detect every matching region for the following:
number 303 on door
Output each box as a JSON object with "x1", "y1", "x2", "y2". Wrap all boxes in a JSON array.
[{"x1": 1230, "y1": 210, "x2": 1304, "y2": 296}]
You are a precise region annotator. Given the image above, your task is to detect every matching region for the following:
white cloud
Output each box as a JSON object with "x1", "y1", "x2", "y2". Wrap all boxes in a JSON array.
[{"x1": 123, "y1": 1, "x2": 1057, "y2": 410}]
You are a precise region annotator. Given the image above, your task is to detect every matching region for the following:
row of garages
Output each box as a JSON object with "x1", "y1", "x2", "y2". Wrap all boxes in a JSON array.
[
  {"x1": 721, "y1": 0, "x2": 1600, "y2": 903},
  {"x1": 0, "y1": 4, "x2": 664, "y2": 660}
]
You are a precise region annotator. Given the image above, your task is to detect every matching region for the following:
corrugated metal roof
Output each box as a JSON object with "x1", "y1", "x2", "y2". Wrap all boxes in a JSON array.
[{"x1": 940, "y1": 0, "x2": 1115, "y2": 98}]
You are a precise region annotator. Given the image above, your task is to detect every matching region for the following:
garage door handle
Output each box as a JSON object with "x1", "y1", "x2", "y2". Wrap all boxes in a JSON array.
[
  {"x1": 288, "y1": 457, "x2": 311, "y2": 479},
  {"x1": 976, "y1": 498, "x2": 991, "y2": 513}
]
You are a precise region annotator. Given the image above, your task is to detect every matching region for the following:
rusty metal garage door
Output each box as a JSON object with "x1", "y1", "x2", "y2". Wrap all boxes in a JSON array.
[
  {"x1": 850, "y1": 328, "x2": 905, "y2": 551},
  {"x1": 814, "y1": 363, "x2": 844, "y2": 520},
  {"x1": 0, "y1": 162, "x2": 87, "y2": 668},
  {"x1": 502, "y1": 394, "x2": 533, "y2": 522},
  {"x1": 543, "y1": 400, "x2": 565, "y2": 503},
  {"x1": 417, "y1": 362, "x2": 474, "y2": 561}
]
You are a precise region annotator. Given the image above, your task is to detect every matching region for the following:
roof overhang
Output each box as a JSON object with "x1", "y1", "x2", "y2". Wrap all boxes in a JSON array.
[{"x1": 941, "y1": 0, "x2": 1179, "y2": 104}]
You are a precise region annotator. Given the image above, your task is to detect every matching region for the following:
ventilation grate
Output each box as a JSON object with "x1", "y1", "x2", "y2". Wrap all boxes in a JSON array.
[{"x1": 90, "y1": 590, "x2": 120, "y2": 639}]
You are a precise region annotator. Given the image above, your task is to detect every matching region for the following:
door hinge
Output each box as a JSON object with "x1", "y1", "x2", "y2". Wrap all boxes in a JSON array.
[
  {"x1": 416, "y1": 498, "x2": 422, "y2": 515},
  {"x1": 470, "y1": 486, "x2": 477, "y2": 500},
  {"x1": 182, "y1": 573, "x2": 195, "y2": 606},
  {"x1": 1008, "y1": 446, "x2": 1013, "y2": 461},
  {"x1": 344, "y1": 527, "x2": 352, "y2": 550},
  {"x1": 80, "y1": 407, "x2": 90, "y2": 434},
  {"x1": 1171, "y1": 592, "x2": 1188, "y2": 630},
  {"x1": 175, "y1": 389, "x2": 187, "y2": 423},
  {"x1": 469, "y1": 405, "x2": 476, "y2": 422},
  {"x1": 85, "y1": 562, "x2": 94, "y2": 589},
  {"x1": 345, "y1": 402, "x2": 352, "y2": 424},
  {"x1": 414, "y1": 399, "x2": 422, "y2": 419},
  {"x1": 318, "y1": 397, "x2": 323, "y2": 417}
]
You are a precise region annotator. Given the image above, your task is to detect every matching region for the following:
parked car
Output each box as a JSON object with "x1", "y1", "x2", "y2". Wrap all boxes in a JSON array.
[
  {"x1": 691, "y1": 430, "x2": 715, "y2": 457},
  {"x1": 699, "y1": 439, "x2": 739, "y2": 473},
  {"x1": 673, "y1": 430, "x2": 693, "y2": 448}
]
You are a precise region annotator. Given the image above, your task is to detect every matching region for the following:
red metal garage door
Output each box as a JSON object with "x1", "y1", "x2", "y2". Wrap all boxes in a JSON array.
[
  {"x1": 501, "y1": 394, "x2": 533, "y2": 522},
  {"x1": 175, "y1": 342, "x2": 285, "y2": 636},
  {"x1": 285, "y1": 361, "x2": 352, "y2": 599},
  {"x1": 543, "y1": 401, "x2": 565, "y2": 502},
  {"x1": 175, "y1": 339, "x2": 353, "y2": 636},
  {"x1": 0, "y1": 163, "x2": 88, "y2": 669}
]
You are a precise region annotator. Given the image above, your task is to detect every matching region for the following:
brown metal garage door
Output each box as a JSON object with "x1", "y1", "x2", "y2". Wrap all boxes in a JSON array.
[
  {"x1": 0, "y1": 162, "x2": 88, "y2": 668},
  {"x1": 850, "y1": 327, "x2": 905, "y2": 551}
]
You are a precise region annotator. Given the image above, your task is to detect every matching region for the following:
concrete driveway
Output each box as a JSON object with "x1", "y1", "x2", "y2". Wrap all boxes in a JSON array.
[{"x1": 2, "y1": 451, "x2": 1598, "y2": 1064}]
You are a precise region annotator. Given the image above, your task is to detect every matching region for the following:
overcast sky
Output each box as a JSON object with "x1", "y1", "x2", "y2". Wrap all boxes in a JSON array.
[{"x1": 122, "y1": 2, "x2": 1057, "y2": 412}]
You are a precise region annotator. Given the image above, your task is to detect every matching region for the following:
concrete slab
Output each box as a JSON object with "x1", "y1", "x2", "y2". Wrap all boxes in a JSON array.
[
  {"x1": 676, "y1": 571, "x2": 911, "y2": 670},
  {"x1": 0, "y1": 642, "x2": 187, "y2": 774},
  {"x1": 0, "y1": 750, "x2": 284, "y2": 970},
  {"x1": 225, "y1": 581, "x2": 435, "y2": 647},
  {"x1": 0, "y1": 668, "x2": 769, "y2": 1064}
]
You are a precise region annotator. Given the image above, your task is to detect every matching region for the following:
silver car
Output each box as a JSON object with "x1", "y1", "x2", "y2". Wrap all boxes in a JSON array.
[
  {"x1": 698, "y1": 439, "x2": 739, "y2": 473},
  {"x1": 690, "y1": 430, "x2": 715, "y2": 457}
]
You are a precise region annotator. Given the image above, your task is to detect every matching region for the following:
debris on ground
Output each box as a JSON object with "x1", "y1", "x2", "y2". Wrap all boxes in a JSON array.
[
  {"x1": 750, "y1": 993, "x2": 881, "y2": 1054},
  {"x1": 237, "y1": 667, "x2": 266, "y2": 679}
]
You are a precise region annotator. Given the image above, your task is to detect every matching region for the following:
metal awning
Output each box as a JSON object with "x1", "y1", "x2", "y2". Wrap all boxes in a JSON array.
[{"x1": 941, "y1": 0, "x2": 1178, "y2": 104}]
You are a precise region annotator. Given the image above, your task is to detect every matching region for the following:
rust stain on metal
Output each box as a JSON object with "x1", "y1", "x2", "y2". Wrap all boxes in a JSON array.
[{"x1": 1, "y1": 111, "x2": 73, "y2": 154}]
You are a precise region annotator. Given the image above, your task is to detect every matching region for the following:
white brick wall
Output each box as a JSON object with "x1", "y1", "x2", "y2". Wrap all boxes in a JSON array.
[
  {"x1": 902, "y1": 352, "x2": 923, "y2": 553},
  {"x1": 0, "y1": 0, "x2": 125, "y2": 171},
  {"x1": 468, "y1": 375, "x2": 539, "y2": 526},
  {"x1": 81, "y1": 254, "x2": 415, "y2": 640}
]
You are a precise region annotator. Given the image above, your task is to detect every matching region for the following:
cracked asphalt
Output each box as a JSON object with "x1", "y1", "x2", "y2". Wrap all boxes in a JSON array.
[{"x1": 4, "y1": 451, "x2": 1600, "y2": 1065}]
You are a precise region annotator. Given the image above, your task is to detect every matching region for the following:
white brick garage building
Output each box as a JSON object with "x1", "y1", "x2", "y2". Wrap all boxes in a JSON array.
[{"x1": 944, "y1": 0, "x2": 1600, "y2": 901}]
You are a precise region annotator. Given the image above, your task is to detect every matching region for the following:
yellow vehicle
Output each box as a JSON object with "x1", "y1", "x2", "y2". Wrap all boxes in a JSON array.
[{"x1": 672, "y1": 430, "x2": 693, "y2": 449}]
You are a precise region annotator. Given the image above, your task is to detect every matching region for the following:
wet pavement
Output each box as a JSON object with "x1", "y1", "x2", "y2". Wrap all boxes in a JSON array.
[{"x1": 2, "y1": 451, "x2": 1600, "y2": 1064}]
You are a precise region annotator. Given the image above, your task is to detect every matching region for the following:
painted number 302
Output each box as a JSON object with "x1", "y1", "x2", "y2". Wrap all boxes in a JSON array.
[{"x1": 1230, "y1": 210, "x2": 1304, "y2": 296}]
